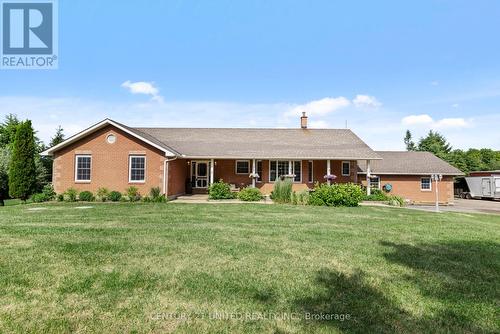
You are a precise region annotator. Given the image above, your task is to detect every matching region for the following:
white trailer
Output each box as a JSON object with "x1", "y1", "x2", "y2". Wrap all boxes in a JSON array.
[{"x1": 464, "y1": 176, "x2": 500, "y2": 199}]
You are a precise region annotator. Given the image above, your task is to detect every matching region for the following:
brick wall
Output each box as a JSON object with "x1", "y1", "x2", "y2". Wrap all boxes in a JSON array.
[
  {"x1": 52, "y1": 125, "x2": 165, "y2": 195},
  {"x1": 360, "y1": 174, "x2": 455, "y2": 204}
]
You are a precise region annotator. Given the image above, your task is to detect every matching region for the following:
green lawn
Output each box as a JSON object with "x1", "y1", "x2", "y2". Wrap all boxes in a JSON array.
[{"x1": 0, "y1": 203, "x2": 499, "y2": 333}]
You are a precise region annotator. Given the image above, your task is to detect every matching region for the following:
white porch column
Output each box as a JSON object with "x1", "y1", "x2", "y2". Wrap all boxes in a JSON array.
[
  {"x1": 288, "y1": 160, "x2": 292, "y2": 175},
  {"x1": 366, "y1": 159, "x2": 371, "y2": 196},
  {"x1": 252, "y1": 159, "x2": 256, "y2": 188},
  {"x1": 210, "y1": 158, "x2": 214, "y2": 185},
  {"x1": 326, "y1": 159, "x2": 331, "y2": 185}
]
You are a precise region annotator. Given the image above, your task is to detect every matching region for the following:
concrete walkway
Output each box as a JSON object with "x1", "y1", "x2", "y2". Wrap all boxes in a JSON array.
[
  {"x1": 406, "y1": 198, "x2": 500, "y2": 215},
  {"x1": 171, "y1": 194, "x2": 273, "y2": 204}
]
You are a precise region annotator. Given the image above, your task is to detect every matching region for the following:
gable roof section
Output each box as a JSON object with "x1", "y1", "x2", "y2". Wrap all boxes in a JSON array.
[
  {"x1": 41, "y1": 119, "x2": 179, "y2": 156},
  {"x1": 133, "y1": 127, "x2": 381, "y2": 159},
  {"x1": 357, "y1": 151, "x2": 464, "y2": 176}
]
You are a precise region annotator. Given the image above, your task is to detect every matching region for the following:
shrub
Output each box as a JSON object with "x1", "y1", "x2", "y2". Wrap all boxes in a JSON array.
[
  {"x1": 79, "y1": 191, "x2": 94, "y2": 202},
  {"x1": 65, "y1": 188, "x2": 78, "y2": 202},
  {"x1": 309, "y1": 183, "x2": 364, "y2": 207},
  {"x1": 364, "y1": 189, "x2": 389, "y2": 201},
  {"x1": 125, "y1": 186, "x2": 141, "y2": 202},
  {"x1": 56, "y1": 194, "x2": 64, "y2": 202},
  {"x1": 291, "y1": 190, "x2": 310, "y2": 205},
  {"x1": 387, "y1": 195, "x2": 405, "y2": 207},
  {"x1": 31, "y1": 193, "x2": 48, "y2": 203},
  {"x1": 142, "y1": 196, "x2": 151, "y2": 203},
  {"x1": 271, "y1": 178, "x2": 293, "y2": 203},
  {"x1": 208, "y1": 180, "x2": 235, "y2": 200},
  {"x1": 149, "y1": 187, "x2": 167, "y2": 203},
  {"x1": 238, "y1": 187, "x2": 263, "y2": 201},
  {"x1": 108, "y1": 191, "x2": 122, "y2": 202},
  {"x1": 42, "y1": 184, "x2": 56, "y2": 201},
  {"x1": 96, "y1": 187, "x2": 109, "y2": 202}
]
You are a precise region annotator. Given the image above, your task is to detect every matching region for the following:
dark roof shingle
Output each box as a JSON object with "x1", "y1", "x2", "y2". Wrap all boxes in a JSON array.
[
  {"x1": 357, "y1": 151, "x2": 463, "y2": 175},
  {"x1": 133, "y1": 127, "x2": 380, "y2": 159}
]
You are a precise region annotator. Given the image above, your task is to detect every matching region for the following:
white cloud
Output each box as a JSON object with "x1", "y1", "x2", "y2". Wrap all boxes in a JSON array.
[
  {"x1": 430, "y1": 81, "x2": 439, "y2": 86},
  {"x1": 434, "y1": 118, "x2": 468, "y2": 128},
  {"x1": 352, "y1": 94, "x2": 381, "y2": 108},
  {"x1": 121, "y1": 80, "x2": 164, "y2": 103},
  {"x1": 401, "y1": 114, "x2": 468, "y2": 129},
  {"x1": 401, "y1": 114, "x2": 434, "y2": 125},
  {"x1": 285, "y1": 97, "x2": 350, "y2": 117}
]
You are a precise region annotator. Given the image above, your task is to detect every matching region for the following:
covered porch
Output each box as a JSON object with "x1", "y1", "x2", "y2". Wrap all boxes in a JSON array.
[{"x1": 177, "y1": 158, "x2": 374, "y2": 195}]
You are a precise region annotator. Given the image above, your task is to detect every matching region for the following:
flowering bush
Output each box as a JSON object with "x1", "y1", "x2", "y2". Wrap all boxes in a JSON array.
[
  {"x1": 208, "y1": 180, "x2": 235, "y2": 200},
  {"x1": 309, "y1": 183, "x2": 364, "y2": 207}
]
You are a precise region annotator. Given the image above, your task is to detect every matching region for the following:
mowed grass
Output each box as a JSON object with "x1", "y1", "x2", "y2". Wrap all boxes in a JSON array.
[{"x1": 0, "y1": 203, "x2": 499, "y2": 333}]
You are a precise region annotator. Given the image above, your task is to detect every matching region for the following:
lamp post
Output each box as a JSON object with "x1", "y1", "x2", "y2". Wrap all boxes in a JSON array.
[{"x1": 432, "y1": 173, "x2": 443, "y2": 212}]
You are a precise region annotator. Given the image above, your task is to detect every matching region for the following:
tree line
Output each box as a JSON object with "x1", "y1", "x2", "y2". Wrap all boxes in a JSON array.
[
  {"x1": 404, "y1": 129, "x2": 500, "y2": 173},
  {"x1": 0, "y1": 114, "x2": 64, "y2": 205}
]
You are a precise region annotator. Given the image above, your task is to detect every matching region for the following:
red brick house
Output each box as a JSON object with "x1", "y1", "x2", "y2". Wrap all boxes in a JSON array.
[{"x1": 41, "y1": 115, "x2": 462, "y2": 203}]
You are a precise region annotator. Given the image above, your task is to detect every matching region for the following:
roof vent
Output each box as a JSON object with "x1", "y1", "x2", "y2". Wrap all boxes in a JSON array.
[{"x1": 300, "y1": 112, "x2": 308, "y2": 129}]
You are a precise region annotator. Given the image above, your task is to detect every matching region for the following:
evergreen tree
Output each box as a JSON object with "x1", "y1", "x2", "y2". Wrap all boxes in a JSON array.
[
  {"x1": 417, "y1": 130, "x2": 452, "y2": 160},
  {"x1": 49, "y1": 125, "x2": 65, "y2": 147},
  {"x1": 8, "y1": 121, "x2": 37, "y2": 201},
  {"x1": 0, "y1": 114, "x2": 20, "y2": 148},
  {"x1": 403, "y1": 130, "x2": 416, "y2": 151},
  {"x1": 0, "y1": 147, "x2": 9, "y2": 206}
]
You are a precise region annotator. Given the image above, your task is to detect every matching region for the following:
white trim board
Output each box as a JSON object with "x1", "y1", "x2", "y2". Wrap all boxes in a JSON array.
[{"x1": 41, "y1": 119, "x2": 177, "y2": 157}]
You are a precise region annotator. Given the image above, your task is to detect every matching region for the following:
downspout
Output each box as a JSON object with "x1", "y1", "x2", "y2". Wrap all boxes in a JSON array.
[{"x1": 164, "y1": 156, "x2": 178, "y2": 196}]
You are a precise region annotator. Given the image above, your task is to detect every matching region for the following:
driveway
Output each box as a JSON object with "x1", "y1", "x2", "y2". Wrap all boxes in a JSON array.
[{"x1": 408, "y1": 198, "x2": 500, "y2": 215}]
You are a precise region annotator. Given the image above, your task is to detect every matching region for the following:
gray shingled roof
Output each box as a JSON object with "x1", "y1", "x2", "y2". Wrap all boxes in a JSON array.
[
  {"x1": 132, "y1": 127, "x2": 381, "y2": 159},
  {"x1": 357, "y1": 151, "x2": 464, "y2": 175}
]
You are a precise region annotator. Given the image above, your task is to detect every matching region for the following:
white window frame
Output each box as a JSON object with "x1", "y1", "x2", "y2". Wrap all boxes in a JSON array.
[
  {"x1": 369, "y1": 176, "x2": 380, "y2": 190},
  {"x1": 129, "y1": 155, "x2": 146, "y2": 183},
  {"x1": 420, "y1": 177, "x2": 432, "y2": 191},
  {"x1": 342, "y1": 161, "x2": 350, "y2": 176},
  {"x1": 235, "y1": 160, "x2": 250, "y2": 174},
  {"x1": 74, "y1": 155, "x2": 92, "y2": 183},
  {"x1": 308, "y1": 160, "x2": 314, "y2": 183},
  {"x1": 268, "y1": 160, "x2": 302, "y2": 183}
]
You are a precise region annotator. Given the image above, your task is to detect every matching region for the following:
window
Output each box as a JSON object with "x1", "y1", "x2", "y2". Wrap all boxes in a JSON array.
[
  {"x1": 421, "y1": 177, "x2": 431, "y2": 191},
  {"x1": 256, "y1": 160, "x2": 263, "y2": 182},
  {"x1": 129, "y1": 156, "x2": 146, "y2": 182},
  {"x1": 106, "y1": 134, "x2": 116, "y2": 144},
  {"x1": 342, "y1": 161, "x2": 350, "y2": 176},
  {"x1": 235, "y1": 160, "x2": 250, "y2": 174},
  {"x1": 369, "y1": 176, "x2": 380, "y2": 189},
  {"x1": 293, "y1": 161, "x2": 301, "y2": 182},
  {"x1": 75, "y1": 155, "x2": 91, "y2": 182},
  {"x1": 308, "y1": 161, "x2": 313, "y2": 183},
  {"x1": 269, "y1": 160, "x2": 301, "y2": 182}
]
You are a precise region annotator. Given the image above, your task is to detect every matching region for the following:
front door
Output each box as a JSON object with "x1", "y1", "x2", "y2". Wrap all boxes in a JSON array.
[{"x1": 192, "y1": 161, "x2": 209, "y2": 188}]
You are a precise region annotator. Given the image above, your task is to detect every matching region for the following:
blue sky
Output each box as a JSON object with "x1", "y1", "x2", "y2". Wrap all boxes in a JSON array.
[{"x1": 1, "y1": 0, "x2": 500, "y2": 149}]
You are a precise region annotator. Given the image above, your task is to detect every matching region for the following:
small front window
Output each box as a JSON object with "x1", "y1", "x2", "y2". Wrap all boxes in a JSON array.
[
  {"x1": 256, "y1": 160, "x2": 263, "y2": 182},
  {"x1": 370, "y1": 176, "x2": 380, "y2": 189},
  {"x1": 308, "y1": 161, "x2": 313, "y2": 183},
  {"x1": 421, "y1": 177, "x2": 431, "y2": 191},
  {"x1": 75, "y1": 155, "x2": 91, "y2": 181},
  {"x1": 235, "y1": 160, "x2": 250, "y2": 174},
  {"x1": 129, "y1": 156, "x2": 146, "y2": 182},
  {"x1": 342, "y1": 161, "x2": 350, "y2": 176}
]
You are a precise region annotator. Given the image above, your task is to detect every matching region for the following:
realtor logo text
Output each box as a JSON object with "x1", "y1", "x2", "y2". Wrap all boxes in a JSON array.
[{"x1": 1, "y1": 0, "x2": 57, "y2": 69}]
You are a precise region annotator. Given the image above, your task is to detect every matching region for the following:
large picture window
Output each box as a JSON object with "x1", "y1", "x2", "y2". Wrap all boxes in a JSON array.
[
  {"x1": 269, "y1": 160, "x2": 301, "y2": 182},
  {"x1": 235, "y1": 160, "x2": 250, "y2": 174},
  {"x1": 75, "y1": 155, "x2": 91, "y2": 181},
  {"x1": 129, "y1": 156, "x2": 146, "y2": 182}
]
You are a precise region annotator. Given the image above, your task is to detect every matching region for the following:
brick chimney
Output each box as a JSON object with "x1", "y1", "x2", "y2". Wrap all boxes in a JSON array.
[{"x1": 300, "y1": 112, "x2": 308, "y2": 129}]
